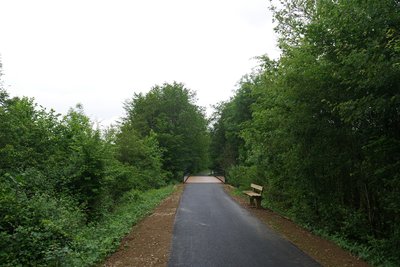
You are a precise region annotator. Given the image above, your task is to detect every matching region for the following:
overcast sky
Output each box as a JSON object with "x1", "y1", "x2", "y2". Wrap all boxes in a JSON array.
[{"x1": 0, "y1": 0, "x2": 279, "y2": 127}]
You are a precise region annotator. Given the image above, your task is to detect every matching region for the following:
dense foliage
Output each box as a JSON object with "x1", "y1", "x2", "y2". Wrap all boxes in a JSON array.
[
  {"x1": 211, "y1": 0, "x2": 400, "y2": 265},
  {"x1": 0, "y1": 68, "x2": 212, "y2": 264},
  {"x1": 0, "y1": 91, "x2": 167, "y2": 265},
  {"x1": 0, "y1": 67, "x2": 209, "y2": 265},
  {"x1": 2, "y1": 0, "x2": 399, "y2": 265},
  {"x1": 123, "y1": 82, "x2": 210, "y2": 180}
]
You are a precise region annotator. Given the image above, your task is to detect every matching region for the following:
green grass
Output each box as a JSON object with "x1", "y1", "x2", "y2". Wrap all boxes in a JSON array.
[
  {"x1": 67, "y1": 185, "x2": 175, "y2": 266},
  {"x1": 230, "y1": 187, "x2": 245, "y2": 196},
  {"x1": 309, "y1": 228, "x2": 398, "y2": 267}
]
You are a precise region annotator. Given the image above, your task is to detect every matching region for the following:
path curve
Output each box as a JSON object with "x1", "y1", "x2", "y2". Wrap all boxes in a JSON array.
[{"x1": 168, "y1": 183, "x2": 321, "y2": 267}]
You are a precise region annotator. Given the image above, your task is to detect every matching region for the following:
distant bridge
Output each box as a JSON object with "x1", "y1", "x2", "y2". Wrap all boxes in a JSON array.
[{"x1": 183, "y1": 175, "x2": 225, "y2": 184}]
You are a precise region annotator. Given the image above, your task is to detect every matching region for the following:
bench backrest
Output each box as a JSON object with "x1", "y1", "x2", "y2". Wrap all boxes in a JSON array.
[{"x1": 251, "y1": 183, "x2": 263, "y2": 193}]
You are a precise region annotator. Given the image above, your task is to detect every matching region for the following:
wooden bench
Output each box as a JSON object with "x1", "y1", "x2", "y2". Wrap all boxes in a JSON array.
[{"x1": 243, "y1": 183, "x2": 263, "y2": 208}]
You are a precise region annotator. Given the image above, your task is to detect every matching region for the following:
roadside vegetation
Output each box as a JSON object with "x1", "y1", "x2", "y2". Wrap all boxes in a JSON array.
[
  {"x1": 0, "y1": 69, "x2": 209, "y2": 266},
  {"x1": 210, "y1": 1, "x2": 400, "y2": 266},
  {"x1": 1, "y1": 1, "x2": 399, "y2": 266}
]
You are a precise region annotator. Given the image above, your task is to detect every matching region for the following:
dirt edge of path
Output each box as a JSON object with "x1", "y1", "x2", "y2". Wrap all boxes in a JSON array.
[
  {"x1": 224, "y1": 184, "x2": 370, "y2": 267},
  {"x1": 103, "y1": 184, "x2": 184, "y2": 267}
]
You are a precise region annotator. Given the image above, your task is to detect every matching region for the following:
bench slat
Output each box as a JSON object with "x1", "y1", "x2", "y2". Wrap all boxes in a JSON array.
[
  {"x1": 250, "y1": 183, "x2": 263, "y2": 192},
  {"x1": 244, "y1": 192, "x2": 261, "y2": 197}
]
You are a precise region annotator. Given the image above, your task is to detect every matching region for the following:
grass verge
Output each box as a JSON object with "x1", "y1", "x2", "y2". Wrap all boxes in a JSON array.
[{"x1": 66, "y1": 185, "x2": 175, "y2": 266}]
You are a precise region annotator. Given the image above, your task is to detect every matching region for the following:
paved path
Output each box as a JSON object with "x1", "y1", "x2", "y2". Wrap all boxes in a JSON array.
[{"x1": 168, "y1": 183, "x2": 321, "y2": 267}]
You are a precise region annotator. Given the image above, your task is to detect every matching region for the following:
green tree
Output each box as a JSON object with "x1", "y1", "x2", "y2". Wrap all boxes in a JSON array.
[
  {"x1": 209, "y1": 74, "x2": 257, "y2": 173},
  {"x1": 123, "y1": 82, "x2": 210, "y2": 179},
  {"x1": 0, "y1": 62, "x2": 169, "y2": 265},
  {"x1": 211, "y1": 1, "x2": 400, "y2": 264}
]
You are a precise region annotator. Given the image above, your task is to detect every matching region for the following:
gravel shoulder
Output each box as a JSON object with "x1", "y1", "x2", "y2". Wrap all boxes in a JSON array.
[
  {"x1": 103, "y1": 185, "x2": 183, "y2": 267},
  {"x1": 224, "y1": 184, "x2": 370, "y2": 267}
]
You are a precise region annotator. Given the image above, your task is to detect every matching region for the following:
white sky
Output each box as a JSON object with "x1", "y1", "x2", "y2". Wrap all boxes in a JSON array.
[{"x1": 0, "y1": 0, "x2": 279, "y2": 127}]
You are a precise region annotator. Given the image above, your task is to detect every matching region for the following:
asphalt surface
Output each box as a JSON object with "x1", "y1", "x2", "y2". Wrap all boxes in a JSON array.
[{"x1": 168, "y1": 183, "x2": 321, "y2": 267}]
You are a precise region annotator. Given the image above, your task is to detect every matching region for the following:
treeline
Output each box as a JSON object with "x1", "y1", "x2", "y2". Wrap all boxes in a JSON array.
[
  {"x1": 210, "y1": 0, "x2": 399, "y2": 265},
  {"x1": 0, "y1": 74, "x2": 209, "y2": 265}
]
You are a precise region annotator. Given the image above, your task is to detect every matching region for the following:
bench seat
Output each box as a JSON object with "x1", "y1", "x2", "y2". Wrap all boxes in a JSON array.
[{"x1": 243, "y1": 191, "x2": 261, "y2": 197}]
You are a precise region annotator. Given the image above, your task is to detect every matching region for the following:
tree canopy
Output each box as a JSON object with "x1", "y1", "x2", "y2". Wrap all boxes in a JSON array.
[
  {"x1": 123, "y1": 82, "x2": 210, "y2": 179},
  {"x1": 210, "y1": 0, "x2": 400, "y2": 265}
]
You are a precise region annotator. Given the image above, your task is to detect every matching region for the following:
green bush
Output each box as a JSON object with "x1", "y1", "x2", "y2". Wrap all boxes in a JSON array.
[
  {"x1": 0, "y1": 175, "x2": 174, "y2": 266},
  {"x1": 227, "y1": 165, "x2": 259, "y2": 189},
  {"x1": 0, "y1": 176, "x2": 84, "y2": 266},
  {"x1": 68, "y1": 185, "x2": 174, "y2": 266},
  {"x1": 0, "y1": 87, "x2": 174, "y2": 266}
]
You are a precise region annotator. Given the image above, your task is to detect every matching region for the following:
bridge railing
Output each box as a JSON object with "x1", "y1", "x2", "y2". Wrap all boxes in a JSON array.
[{"x1": 183, "y1": 173, "x2": 190, "y2": 183}]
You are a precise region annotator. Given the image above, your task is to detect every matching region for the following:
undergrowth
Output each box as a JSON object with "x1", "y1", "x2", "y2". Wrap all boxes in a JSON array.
[
  {"x1": 67, "y1": 185, "x2": 174, "y2": 266},
  {"x1": 309, "y1": 228, "x2": 398, "y2": 267}
]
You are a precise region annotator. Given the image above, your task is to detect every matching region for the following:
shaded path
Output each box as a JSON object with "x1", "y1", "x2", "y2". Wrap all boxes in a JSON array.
[{"x1": 168, "y1": 184, "x2": 321, "y2": 267}]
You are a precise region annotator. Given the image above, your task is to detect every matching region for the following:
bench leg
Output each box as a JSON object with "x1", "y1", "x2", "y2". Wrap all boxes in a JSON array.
[
  {"x1": 255, "y1": 197, "x2": 262, "y2": 209},
  {"x1": 249, "y1": 197, "x2": 255, "y2": 207}
]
